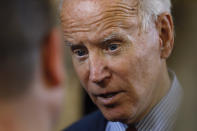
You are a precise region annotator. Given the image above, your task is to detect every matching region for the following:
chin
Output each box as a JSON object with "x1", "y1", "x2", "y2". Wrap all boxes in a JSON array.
[{"x1": 99, "y1": 105, "x2": 136, "y2": 123}]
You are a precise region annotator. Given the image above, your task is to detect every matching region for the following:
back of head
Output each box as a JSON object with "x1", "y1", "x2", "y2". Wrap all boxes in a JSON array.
[
  {"x1": 0, "y1": 0, "x2": 56, "y2": 100},
  {"x1": 0, "y1": 1, "x2": 65, "y2": 130}
]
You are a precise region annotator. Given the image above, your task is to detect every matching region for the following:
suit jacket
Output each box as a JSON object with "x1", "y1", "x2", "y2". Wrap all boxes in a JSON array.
[{"x1": 63, "y1": 110, "x2": 107, "y2": 131}]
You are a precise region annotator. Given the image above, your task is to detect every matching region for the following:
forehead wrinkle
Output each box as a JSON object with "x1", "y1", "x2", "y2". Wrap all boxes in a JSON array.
[
  {"x1": 63, "y1": 12, "x2": 132, "y2": 33},
  {"x1": 61, "y1": 0, "x2": 139, "y2": 42},
  {"x1": 61, "y1": 15, "x2": 93, "y2": 34},
  {"x1": 61, "y1": 0, "x2": 138, "y2": 29},
  {"x1": 101, "y1": 14, "x2": 136, "y2": 28},
  {"x1": 101, "y1": 23, "x2": 132, "y2": 33},
  {"x1": 65, "y1": 12, "x2": 136, "y2": 35},
  {"x1": 63, "y1": 16, "x2": 134, "y2": 36},
  {"x1": 108, "y1": 1, "x2": 138, "y2": 14},
  {"x1": 95, "y1": 2, "x2": 138, "y2": 30},
  {"x1": 63, "y1": 28, "x2": 92, "y2": 34},
  {"x1": 84, "y1": 2, "x2": 138, "y2": 27},
  {"x1": 115, "y1": 0, "x2": 139, "y2": 9},
  {"x1": 69, "y1": 14, "x2": 132, "y2": 30},
  {"x1": 60, "y1": 15, "x2": 76, "y2": 28}
]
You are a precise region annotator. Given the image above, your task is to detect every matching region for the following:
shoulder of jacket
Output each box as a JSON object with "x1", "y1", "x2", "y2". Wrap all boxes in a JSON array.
[{"x1": 63, "y1": 110, "x2": 107, "y2": 131}]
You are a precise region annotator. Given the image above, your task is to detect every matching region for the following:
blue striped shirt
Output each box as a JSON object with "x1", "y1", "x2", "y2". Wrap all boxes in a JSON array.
[{"x1": 106, "y1": 71, "x2": 183, "y2": 131}]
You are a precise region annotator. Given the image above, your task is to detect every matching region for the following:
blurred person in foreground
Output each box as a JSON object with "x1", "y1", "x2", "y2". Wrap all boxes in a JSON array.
[
  {"x1": 60, "y1": 0, "x2": 183, "y2": 131},
  {"x1": 0, "y1": 0, "x2": 65, "y2": 131}
]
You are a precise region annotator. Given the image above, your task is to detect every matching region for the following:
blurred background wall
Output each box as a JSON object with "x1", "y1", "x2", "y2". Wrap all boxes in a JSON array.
[
  {"x1": 56, "y1": 0, "x2": 197, "y2": 130},
  {"x1": 169, "y1": 0, "x2": 197, "y2": 131}
]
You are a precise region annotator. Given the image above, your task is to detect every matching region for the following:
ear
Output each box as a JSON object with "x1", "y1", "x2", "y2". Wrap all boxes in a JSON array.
[
  {"x1": 42, "y1": 28, "x2": 64, "y2": 87},
  {"x1": 156, "y1": 13, "x2": 174, "y2": 59}
]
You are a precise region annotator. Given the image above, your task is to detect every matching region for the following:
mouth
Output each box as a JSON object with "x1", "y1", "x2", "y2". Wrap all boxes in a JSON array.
[
  {"x1": 98, "y1": 92, "x2": 119, "y2": 98},
  {"x1": 93, "y1": 91, "x2": 124, "y2": 106}
]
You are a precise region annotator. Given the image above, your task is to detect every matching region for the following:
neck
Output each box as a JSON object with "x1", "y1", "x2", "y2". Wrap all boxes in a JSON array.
[
  {"x1": 0, "y1": 95, "x2": 51, "y2": 131},
  {"x1": 153, "y1": 63, "x2": 171, "y2": 108},
  {"x1": 133, "y1": 63, "x2": 171, "y2": 124}
]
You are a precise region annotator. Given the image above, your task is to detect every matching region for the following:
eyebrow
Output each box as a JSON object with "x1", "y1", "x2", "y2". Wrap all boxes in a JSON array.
[
  {"x1": 64, "y1": 33, "x2": 128, "y2": 48},
  {"x1": 64, "y1": 40, "x2": 86, "y2": 51},
  {"x1": 64, "y1": 40, "x2": 73, "y2": 46},
  {"x1": 101, "y1": 33, "x2": 127, "y2": 44}
]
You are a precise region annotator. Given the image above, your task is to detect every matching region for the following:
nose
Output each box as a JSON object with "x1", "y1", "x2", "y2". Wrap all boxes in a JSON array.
[{"x1": 89, "y1": 54, "x2": 111, "y2": 85}]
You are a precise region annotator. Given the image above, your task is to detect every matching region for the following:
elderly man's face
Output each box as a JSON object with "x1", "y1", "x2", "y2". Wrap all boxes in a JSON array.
[{"x1": 61, "y1": 0, "x2": 164, "y2": 123}]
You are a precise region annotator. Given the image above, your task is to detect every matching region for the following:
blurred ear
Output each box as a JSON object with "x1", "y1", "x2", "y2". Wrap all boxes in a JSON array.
[
  {"x1": 42, "y1": 28, "x2": 64, "y2": 87},
  {"x1": 156, "y1": 13, "x2": 174, "y2": 59}
]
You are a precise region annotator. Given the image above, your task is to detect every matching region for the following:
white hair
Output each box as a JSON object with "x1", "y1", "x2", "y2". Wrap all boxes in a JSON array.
[
  {"x1": 138, "y1": 0, "x2": 172, "y2": 30},
  {"x1": 59, "y1": 0, "x2": 64, "y2": 12},
  {"x1": 59, "y1": 0, "x2": 172, "y2": 30}
]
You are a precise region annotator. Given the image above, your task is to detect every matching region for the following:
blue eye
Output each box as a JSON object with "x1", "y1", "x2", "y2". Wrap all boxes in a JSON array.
[
  {"x1": 108, "y1": 44, "x2": 118, "y2": 51},
  {"x1": 73, "y1": 49, "x2": 87, "y2": 57},
  {"x1": 103, "y1": 43, "x2": 121, "y2": 54}
]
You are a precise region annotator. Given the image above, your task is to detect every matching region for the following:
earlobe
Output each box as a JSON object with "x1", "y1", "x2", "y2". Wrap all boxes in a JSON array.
[
  {"x1": 156, "y1": 13, "x2": 174, "y2": 59},
  {"x1": 42, "y1": 28, "x2": 64, "y2": 87}
]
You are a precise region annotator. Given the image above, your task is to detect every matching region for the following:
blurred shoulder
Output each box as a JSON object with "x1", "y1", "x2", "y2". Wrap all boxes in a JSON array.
[{"x1": 63, "y1": 110, "x2": 107, "y2": 131}]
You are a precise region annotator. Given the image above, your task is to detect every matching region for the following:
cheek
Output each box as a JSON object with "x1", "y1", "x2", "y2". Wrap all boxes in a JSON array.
[
  {"x1": 108, "y1": 51, "x2": 156, "y2": 99},
  {"x1": 107, "y1": 55, "x2": 157, "y2": 117},
  {"x1": 107, "y1": 56, "x2": 140, "y2": 98},
  {"x1": 73, "y1": 60, "x2": 89, "y2": 87},
  {"x1": 107, "y1": 54, "x2": 137, "y2": 85},
  {"x1": 127, "y1": 52, "x2": 161, "y2": 104}
]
